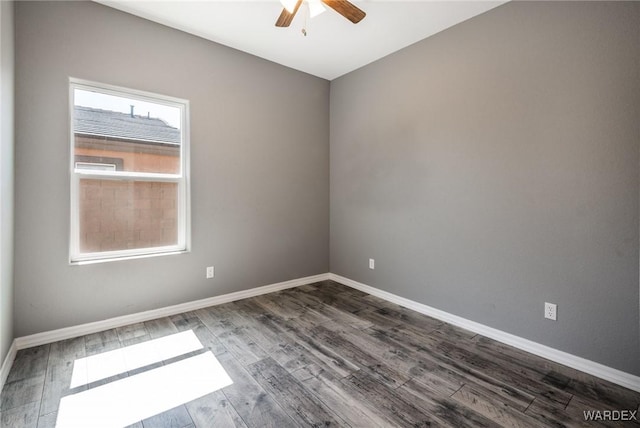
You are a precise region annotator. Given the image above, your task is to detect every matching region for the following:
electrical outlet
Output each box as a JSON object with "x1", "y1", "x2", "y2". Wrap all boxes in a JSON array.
[
  {"x1": 206, "y1": 266, "x2": 214, "y2": 279},
  {"x1": 544, "y1": 302, "x2": 557, "y2": 321},
  {"x1": 369, "y1": 258, "x2": 375, "y2": 270}
]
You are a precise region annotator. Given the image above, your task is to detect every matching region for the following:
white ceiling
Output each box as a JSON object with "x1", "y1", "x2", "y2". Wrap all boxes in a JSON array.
[{"x1": 97, "y1": 1, "x2": 506, "y2": 80}]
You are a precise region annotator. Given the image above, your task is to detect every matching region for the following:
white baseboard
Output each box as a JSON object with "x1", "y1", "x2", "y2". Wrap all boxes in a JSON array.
[
  {"x1": 15, "y1": 273, "x2": 330, "y2": 350},
  {"x1": 329, "y1": 273, "x2": 640, "y2": 393},
  {"x1": 10, "y1": 271, "x2": 639, "y2": 393},
  {"x1": 0, "y1": 340, "x2": 17, "y2": 392}
]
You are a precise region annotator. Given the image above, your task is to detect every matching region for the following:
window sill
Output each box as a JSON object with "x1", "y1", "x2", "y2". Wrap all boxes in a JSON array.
[{"x1": 70, "y1": 249, "x2": 189, "y2": 266}]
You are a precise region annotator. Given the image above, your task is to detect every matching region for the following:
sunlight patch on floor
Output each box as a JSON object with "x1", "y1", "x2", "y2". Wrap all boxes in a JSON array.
[
  {"x1": 57, "y1": 351, "x2": 233, "y2": 428},
  {"x1": 70, "y1": 330, "x2": 203, "y2": 388}
]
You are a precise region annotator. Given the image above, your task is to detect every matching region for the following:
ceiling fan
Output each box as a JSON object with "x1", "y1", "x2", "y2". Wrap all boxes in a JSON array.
[{"x1": 275, "y1": 0, "x2": 366, "y2": 27}]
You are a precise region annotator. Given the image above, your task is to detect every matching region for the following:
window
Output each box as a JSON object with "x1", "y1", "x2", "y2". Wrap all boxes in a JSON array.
[
  {"x1": 75, "y1": 162, "x2": 117, "y2": 171},
  {"x1": 69, "y1": 79, "x2": 190, "y2": 263}
]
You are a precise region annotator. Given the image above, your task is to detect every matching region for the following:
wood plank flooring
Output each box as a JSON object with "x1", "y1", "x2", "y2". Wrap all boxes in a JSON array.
[{"x1": 1, "y1": 280, "x2": 639, "y2": 427}]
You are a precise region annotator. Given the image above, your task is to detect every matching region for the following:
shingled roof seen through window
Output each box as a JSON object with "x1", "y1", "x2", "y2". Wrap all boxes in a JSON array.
[{"x1": 74, "y1": 106, "x2": 180, "y2": 145}]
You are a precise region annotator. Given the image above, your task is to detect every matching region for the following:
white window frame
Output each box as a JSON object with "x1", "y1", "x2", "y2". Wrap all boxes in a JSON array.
[{"x1": 69, "y1": 78, "x2": 190, "y2": 264}]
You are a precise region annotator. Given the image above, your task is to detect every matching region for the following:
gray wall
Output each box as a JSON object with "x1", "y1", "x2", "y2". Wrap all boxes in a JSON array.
[
  {"x1": 330, "y1": 1, "x2": 640, "y2": 375},
  {"x1": 14, "y1": 1, "x2": 329, "y2": 337},
  {"x1": 0, "y1": 0, "x2": 15, "y2": 364},
  {"x1": 12, "y1": 0, "x2": 640, "y2": 378}
]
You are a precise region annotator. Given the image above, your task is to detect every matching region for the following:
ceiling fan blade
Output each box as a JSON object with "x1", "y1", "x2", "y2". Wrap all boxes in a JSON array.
[
  {"x1": 275, "y1": 0, "x2": 303, "y2": 27},
  {"x1": 321, "y1": 0, "x2": 366, "y2": 23}
]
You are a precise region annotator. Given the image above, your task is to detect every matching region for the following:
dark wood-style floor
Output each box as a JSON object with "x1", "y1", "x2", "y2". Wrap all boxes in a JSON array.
[{"x1": 1, "y1": 280, "x2": 639, "y2": 427}]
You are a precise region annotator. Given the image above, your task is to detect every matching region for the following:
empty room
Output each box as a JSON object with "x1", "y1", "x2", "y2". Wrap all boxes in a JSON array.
[{"x1": 1, "y1": 0, "x2": 639, "y2": 426}]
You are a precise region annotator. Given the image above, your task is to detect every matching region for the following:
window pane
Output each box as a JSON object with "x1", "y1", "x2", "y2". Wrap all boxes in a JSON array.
[
  {"x1": 79, "y1": 179, "x2": 178, "y2": 253},
  {"x1": 73, "y1": 88, "x2": 181, "y2": 174},
  {"x1": 70, "y1": 81, "x2": 189, "y2": 263}
]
